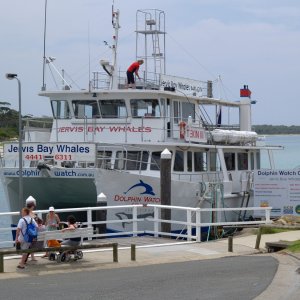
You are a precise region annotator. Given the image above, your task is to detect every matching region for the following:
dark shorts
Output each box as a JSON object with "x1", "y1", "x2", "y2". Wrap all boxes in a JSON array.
[{"x1": 127, "y1": 71, "x2": 135, "y2": 84}]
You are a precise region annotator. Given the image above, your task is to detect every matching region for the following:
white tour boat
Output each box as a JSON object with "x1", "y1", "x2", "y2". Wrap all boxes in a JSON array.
[{"x1": 0, "y1": 7, "x2": 282, "y2": 233}]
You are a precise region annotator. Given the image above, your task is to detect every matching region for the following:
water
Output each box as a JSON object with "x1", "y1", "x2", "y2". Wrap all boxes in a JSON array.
[{"x1": 263, "y1": 135, "x2": 300, "y2": 169}]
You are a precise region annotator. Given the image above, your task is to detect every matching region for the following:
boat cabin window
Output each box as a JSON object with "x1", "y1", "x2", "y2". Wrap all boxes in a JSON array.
[
  {"x1": 173, "y1": 101, "x2": 195, "y2": 124},
  {"x1": 99, "y1": 99, "x2": 127, "y2": 118},
  {"x1": 174, "y1": 150, "x2": 184, "y2": 172},
  {"x1": 150, "y1": 151, "x2": 162, "y2": 171},
  {"x1": 97, "y1": 151, "x2": 112, "y2": 169},
  {"x1": 238, "y1": 152, "x2": 248, "y2": 170},
  {"x1": 256, "y1": 152, "x2": 261, "y2": 169},
  {"x1": 250, "y1": 152, "x2": 255, "y2": 170},
  {"x1": 209, "y1": 151, "x2": 220, "y2": 171},
  {"x1": 72, "y1": 100, "x2": 99, "y2": 118},
  {"x1": 51, "y1": 100, "x2": 71, "y2": 119},
  {"x1": 130, "y1": 99, "x2": 160, "y2": 118},
  {"x1": 182, "y1": 102, "x2": 195, "y2": 122},
  {"x1": 173, "y1": 101, "x2": 181, "y2": 124},
  {"x1": 224, "y1": 152, "x2": 235, "y2": 171},
  {"x1": 115, "y1": 151, "x2": 148, "y2": 170},
  {"x1": 194, "y1": 151, "x2": 207, "y2": 172}
]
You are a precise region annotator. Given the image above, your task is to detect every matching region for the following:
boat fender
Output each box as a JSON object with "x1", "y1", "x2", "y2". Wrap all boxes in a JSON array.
[{"x1": 179, "y1": 121, "x2": 186, "y2": 139}]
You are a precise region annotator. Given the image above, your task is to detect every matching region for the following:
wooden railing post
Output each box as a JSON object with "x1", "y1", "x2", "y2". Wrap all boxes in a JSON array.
[
  {"x1": 0, "y1": 253, "x2": 4, "y2": 273},
  {"x1": 228, "y1": 236, "x2": 233, "y2": 252},
  {"x1": 255, "y1": 226, "x2": 263, "y2": 250},
  {"x1": 113, "y1": 243, "x2": 118, "y2": 262},
  {"x1": 131, "y1": 244, "x2": 136, "y2": 261}
]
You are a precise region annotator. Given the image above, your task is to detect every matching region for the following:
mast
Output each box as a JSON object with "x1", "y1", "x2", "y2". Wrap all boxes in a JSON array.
[
  {"x1": 110, "y1": 2, "x2": 120, "y2": 90},
  {"x1": 41, "y1": 0, "x2": 48, "y2": 91}
]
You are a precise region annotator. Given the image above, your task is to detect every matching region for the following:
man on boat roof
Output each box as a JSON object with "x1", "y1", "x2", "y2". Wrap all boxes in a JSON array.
[{"x1": 127, "y1": 59, "x2": 144, "y2": 88}]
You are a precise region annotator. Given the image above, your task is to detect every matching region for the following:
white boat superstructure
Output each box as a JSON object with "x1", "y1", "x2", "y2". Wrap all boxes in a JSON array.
[{"x1": 0, "y1": 6, "x2": 283, "y2": 233}]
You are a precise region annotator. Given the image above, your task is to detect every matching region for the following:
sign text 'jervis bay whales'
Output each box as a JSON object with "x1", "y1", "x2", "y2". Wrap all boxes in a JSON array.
[{"x1": 4, "y1": 143, "x2": 96, "y2": 162}]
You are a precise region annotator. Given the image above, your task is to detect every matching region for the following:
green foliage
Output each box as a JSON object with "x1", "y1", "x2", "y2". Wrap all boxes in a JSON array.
[
  {"x1": 287, "y1": 240, "x2": 300, "y2": 253},
  {"x1": 0, "y1": 101, "x2": 20, "y2": 140},
  {"x1": 253, "y1": 125, "x2": 300, "y2": 134},
  {"x1": 254, "y1": 227, "x2": 298, "y2": 234}
]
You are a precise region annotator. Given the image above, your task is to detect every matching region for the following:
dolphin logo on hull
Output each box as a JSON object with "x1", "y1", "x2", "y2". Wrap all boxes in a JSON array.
[{"x1": 124, "y1": 180, "x2": 155, "y2": 196}]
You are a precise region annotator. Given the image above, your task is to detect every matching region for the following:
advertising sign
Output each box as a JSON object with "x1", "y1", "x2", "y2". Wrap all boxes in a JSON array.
[
  {"x1": 160, "y1": 74, "x2": 204, "y2": 97},
  {"x1": 254, "y1": 169, "x2": 300, "y2": 217},
  {"x1": 4, "y1": 143, "x2": 96, "y2": 162},
  {"x1": 186, "y1": 126, "x2": 207, "y2": 143}
]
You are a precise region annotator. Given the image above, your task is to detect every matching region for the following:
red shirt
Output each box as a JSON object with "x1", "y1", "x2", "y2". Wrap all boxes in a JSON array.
[{"x1": 127, "y1": 61, "x2": 140, "y2": 73}]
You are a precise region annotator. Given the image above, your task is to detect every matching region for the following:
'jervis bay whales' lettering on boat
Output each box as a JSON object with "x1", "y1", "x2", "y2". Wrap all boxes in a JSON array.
[
  {"x1": 57, "y1": 126, "x2": 151, "y2": 133},
  {"x1": 124, "y1": 180, "x2": 155, "y2": 196}
]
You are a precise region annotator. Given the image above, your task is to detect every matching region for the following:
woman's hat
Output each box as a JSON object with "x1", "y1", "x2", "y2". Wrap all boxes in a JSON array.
[{"x1": 49, "y1": 206, "x2": 55, "y2": 212}]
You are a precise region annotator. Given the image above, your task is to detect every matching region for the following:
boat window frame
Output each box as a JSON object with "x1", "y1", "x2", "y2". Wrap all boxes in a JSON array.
[
  {"x1": 72, "y1": 99, "x2": 100, "y2": 119},
  {"x1": 174, "y1": 150, "x2": 184, "y2": 172},
  {"x1": 98, "y1": 99, "x2": 127, "y2": 118},
  {"x1": 237, "y1": 152, "x2": 249, "y2": 170},
  {"x1": 130, "y1": 98, "x2": 161, "y2": 118},
  {"x1": 51, "y1": 100, "x2": 71, "y2": 119},
  {"x1": 224, "y1": 152, "x2": 236, "y2": 171}
]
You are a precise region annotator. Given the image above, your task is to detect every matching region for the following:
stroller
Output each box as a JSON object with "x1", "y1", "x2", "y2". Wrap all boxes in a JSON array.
[{"x1": 48, "y1": 222, "x2": 84, "y2": 263}]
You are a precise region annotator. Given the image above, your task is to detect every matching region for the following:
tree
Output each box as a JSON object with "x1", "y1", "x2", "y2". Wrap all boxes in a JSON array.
[{"x1": 0, "y1": 101, "x2": 19, "y2": 140}]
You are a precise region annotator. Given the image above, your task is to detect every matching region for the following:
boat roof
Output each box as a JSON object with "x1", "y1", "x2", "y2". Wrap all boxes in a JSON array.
[
  {"x1": 99, "y1": 141, "x2": 284, "y2": 151},
  {"x1": 39, "y1": 88, "x2": 243, "y2": 108}
]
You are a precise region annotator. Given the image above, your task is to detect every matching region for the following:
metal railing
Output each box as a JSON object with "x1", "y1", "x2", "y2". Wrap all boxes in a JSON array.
[{"x1": 0, "y1": 204, "x2": 272, "y2": 248}]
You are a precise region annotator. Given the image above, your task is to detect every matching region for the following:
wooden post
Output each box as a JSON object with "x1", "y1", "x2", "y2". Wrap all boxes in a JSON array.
[
  {"x1": 95, "y1": 193, "x2": 107, "y2": 236},
  {"x1": 113, "y1": 243, "x2": 118, "y2": 262},
  {"x1": 255, "y1": 226, "x2": 263, "y2": 250},
  {"x1": 228, "y1": 236, "x2": 233, "y2": 252},
  {"x1": 0, "y1": 254, "x2": 4, "y2": 273},
  {"x1": 160, "y1": 149, "x2": 172, "y2": 234},
  {"x1": 131, "y1": 244, "x2": 136, "y2": 261}
]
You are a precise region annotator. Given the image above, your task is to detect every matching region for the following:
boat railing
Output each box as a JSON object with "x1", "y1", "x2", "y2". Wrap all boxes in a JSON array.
[
  {"x1": 91, "y1": 70, "x2": 211, "y2": 96},
  {"x1": 0, "y1": 204, "x2": 272, "y2": 247},
  {"x1": 174, "y1": 171, "x2": 224, "y2": 183},
  {"x1": 92, "y1": 70, "x2": 160, "y2": 90},
  {"x1": 23, "y1": 118, "x2": 53, "y2": 129}
]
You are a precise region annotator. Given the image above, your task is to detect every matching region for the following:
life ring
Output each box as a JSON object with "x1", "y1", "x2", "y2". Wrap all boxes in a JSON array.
[{"x1": 179, "y1": 121, "x2": 186, "y2": 139}]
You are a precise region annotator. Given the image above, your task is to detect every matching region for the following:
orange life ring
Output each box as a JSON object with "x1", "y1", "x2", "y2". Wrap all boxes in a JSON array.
[{"x1": 179, "y1": 121, "x2": 186, "y2": 139}]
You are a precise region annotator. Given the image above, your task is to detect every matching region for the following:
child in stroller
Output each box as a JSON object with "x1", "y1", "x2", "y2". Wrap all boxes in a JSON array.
[{"x1": 49, "y1": 215, "x2": 83, "y2": 263}]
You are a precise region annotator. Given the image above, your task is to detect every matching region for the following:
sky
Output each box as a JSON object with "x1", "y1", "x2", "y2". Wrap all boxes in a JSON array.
[{"x1": 1, "y1": 0, "x2": 300, "y2": 125}]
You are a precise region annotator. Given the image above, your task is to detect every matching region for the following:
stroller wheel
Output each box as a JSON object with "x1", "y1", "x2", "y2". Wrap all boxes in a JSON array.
[
  {"x1": 57, "y1": 252, "x2": 67, "y2": 263},
  {"x1": 56, "y1": 254, "x2": 61, "y2": 263},
  {"x1": 76, "y1": 251, "x2": 83, "y2": 259},
  {"x1": 49, "y1": 253, "x2": 57, "y2": 261},
  {"x1": 65, "y1": 253, "x2": 71, "y2": 262}
]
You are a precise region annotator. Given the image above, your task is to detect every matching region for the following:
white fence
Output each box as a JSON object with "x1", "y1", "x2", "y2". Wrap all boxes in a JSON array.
[{"x1": 0, "y1": 204, "x2": 272, "y2": 248}]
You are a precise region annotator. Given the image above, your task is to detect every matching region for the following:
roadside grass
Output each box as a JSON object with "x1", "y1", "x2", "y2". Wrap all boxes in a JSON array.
[
  {"x1": 286, "y1": 240, "x2": 300, "y2": 253},
  {"x1": 253, "y1": 227, "x2": 299, "y2": 235}
]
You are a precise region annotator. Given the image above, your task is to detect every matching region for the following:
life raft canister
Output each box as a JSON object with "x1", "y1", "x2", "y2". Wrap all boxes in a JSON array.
[{"x1": 179, "y1": 121, "x2": 186, "y2": 139}]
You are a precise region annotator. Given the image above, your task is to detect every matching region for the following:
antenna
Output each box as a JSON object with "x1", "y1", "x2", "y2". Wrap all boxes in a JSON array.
[
  {"x1": 88, "y1": 23, "x2": 91, "y2": 92},
  {"x1": 42, "y1": 0, "x2": 48, "y2": 91}
]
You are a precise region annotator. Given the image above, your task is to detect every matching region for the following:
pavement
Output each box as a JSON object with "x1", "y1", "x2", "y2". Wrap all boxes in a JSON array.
[{"x1": 1, "y1": 229, "x2": 300, "y2": 299}]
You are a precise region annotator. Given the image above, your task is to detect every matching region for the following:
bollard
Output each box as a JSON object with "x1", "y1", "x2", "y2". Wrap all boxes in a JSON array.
[
  {"x1": 0, "y1": 254, "x2": 3, "y2": 273},
  {"x1": 228, "y1": 236, "x2": 233, "y2": 252},
  {"x1": 255, "y1": 226, "x2": 263, "y2": 250},
  {"x1": 113, "y1": 243, "x2": 118, "y2": 262},
  {"x1": 131, "y1": 244, "x2": 136, "y2": 261},
  {"x1": 94, "y1": 193, "x2": 107, "y2": 236},
  {"x1": 160, "y1": 149, "x2": 172, "y2": 235}
]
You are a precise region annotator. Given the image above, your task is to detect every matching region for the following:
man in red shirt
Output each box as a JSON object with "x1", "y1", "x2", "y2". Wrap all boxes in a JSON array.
[{"x1": 127, "y1": 59, "x2": 144, "y2": 88}]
